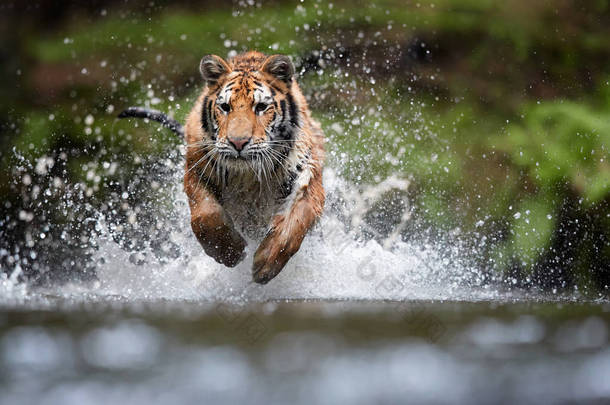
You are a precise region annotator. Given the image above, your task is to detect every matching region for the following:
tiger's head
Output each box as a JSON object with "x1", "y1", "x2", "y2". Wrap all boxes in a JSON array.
[{"x1": 198, "y1": 51, "x2": 301, "y2": 169}]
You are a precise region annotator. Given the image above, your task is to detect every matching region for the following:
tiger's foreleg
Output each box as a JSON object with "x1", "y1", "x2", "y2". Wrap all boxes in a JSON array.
[
  {"x1": 184, "y1": 172, "x2": 246, "y2": 267},
  {"x1": 252, "y1": 164, "x2": 325, "y2": 284}
]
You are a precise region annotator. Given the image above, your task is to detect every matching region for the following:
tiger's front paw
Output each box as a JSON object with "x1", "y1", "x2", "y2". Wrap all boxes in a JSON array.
[
  {"x1": 252, "y1": 229, "x2": 300, "y2": 284},
  {"x1": 215, "y1": 235, "x2": 247, "y2": 267},
  {"x1": 192, "y1": 221, "x2": 247, "y2": 268}
]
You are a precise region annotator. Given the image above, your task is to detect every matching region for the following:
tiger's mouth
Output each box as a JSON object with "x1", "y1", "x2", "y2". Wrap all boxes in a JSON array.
[
  {"x1": 217, "y1": 147, "x2": 260, "y2": 162},
  {"x1": 230, "y1": 153, "x2": 250, "y2": 161},
  {"x1": 214, "y1": 138, "x2": 283, "y2": 168},
  {"x1": 220, "y1": 147, "x2": 252, "y2": 160}
]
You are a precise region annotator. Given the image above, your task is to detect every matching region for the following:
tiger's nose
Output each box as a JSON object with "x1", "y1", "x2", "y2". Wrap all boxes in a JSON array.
[{"x1": 228, "y1": 137, "x2": 250, "y2": 152}]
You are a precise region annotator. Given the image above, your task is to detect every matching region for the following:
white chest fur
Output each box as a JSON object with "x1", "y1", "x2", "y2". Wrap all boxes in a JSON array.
[{"x1": 220, "y1": 172, "x2": 283, "y2": 240}]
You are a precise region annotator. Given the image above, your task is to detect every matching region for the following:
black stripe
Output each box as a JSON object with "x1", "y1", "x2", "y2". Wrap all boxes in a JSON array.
[
  {"x1": 205, "y1": 175, "x2": 222, "y2": 201},
  {"x1": 268, "y1": 82, "x2": 283, "y2": 94},
  {"x1": 207, "y1": 100, "x2": 216, "y2": 139},
  {"x1": 286, "y1": 92, "x2": 300, "y2": 128},
  {"x1": 201, "y1": 96, "x2": 209, "y2": 132},
  {"x1": 278, "y1": 100, "x2": 288, "y2": 139},
  {"x1": 275, "y1": 99, "x2": 294, "y2": 143},
  {"x1": 279, "y1": 170, "x2": 298, "y2": 199}
]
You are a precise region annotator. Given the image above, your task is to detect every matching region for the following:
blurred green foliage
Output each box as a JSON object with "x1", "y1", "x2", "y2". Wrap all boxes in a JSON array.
[
  {"x1": 504, "y1": 98, "x2": 610, "y2": 204},
  {"x1": 0, "y1": 0, "x2": 608, "y2": 292}
]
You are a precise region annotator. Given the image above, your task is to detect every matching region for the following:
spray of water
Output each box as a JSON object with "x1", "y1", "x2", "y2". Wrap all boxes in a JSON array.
[{"x1": 1, "y1": 150, "x2": 501, "y2": 304}]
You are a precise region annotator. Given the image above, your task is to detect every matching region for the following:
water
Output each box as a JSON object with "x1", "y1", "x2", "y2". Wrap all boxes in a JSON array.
[
  {"x1": 1, "y1": 165, "x2": 609, "y2": 404},
  {"x1": 1, "y1": 299, "x2": 609, "y2": 404}
]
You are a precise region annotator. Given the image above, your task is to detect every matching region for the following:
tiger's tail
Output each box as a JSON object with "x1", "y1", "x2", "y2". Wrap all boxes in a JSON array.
[{"x1": 118, "y1": 107, "x2": 184, "y2": 138}]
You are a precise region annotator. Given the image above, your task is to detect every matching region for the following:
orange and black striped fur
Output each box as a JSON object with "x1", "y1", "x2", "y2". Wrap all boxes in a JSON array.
[{"x1": 121, "y1": 51, "x2": 325, "y2": 284}]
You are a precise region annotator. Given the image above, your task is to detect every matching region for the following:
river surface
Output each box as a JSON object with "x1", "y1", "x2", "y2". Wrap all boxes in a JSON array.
[{"x1": 1, "y1": 292, "x2": 609, "y2": 404}]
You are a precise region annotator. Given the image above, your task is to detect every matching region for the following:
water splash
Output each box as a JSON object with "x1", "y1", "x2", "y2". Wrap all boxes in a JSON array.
[{"x1": 2, "y1": 163, "x2": 497, "y2": 303}]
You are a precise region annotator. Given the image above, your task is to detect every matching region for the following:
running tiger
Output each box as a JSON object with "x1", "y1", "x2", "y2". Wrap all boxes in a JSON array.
[{"x1": 119, "y1": 51, "x2": 325, "y2": 284}]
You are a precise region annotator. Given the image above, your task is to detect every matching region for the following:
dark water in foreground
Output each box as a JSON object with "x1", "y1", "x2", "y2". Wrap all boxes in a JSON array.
[{"x1": 1, "y1": 298, "x2": 608, "y2": 404}]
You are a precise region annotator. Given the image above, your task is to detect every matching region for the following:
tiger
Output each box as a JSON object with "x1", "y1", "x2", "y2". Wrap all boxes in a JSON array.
[{"x1": 119, "y1": 51, "x2": 325, "y2": 284}]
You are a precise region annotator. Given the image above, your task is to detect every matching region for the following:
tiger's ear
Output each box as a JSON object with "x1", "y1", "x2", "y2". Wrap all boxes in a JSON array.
[
  {"x1": 261, "y1": 54, "x2": 295, "y2": 84},
  {"x1": 200, "y1": 55, "x2": 231, "y2": 85}
]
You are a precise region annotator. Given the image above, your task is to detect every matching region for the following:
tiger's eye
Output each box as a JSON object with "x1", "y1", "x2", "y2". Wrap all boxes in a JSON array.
[
  {"x1": 219, "y1": 102, "x2": 231, "y2": 113},
  {"x1": 255, "y1": 103, "x2": 268, "y2": 114}
]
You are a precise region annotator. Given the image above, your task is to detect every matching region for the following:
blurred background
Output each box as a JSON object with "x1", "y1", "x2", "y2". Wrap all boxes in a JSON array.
[{"x1": 0, "y1": 0, "x2": 608, "y2": 294}]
